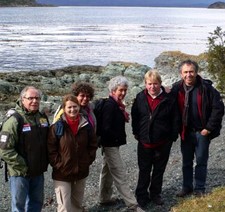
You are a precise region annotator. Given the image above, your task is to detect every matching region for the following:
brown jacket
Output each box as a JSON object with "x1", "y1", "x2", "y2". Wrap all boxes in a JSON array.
[{"x1": 47, "y1": 114, "x2": 97, "y2": 182}]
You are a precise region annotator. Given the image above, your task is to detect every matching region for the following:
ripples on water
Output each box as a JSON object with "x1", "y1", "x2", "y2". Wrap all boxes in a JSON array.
[{"x1": 0, "y1": 7, "x2": 225, "y2": 72}]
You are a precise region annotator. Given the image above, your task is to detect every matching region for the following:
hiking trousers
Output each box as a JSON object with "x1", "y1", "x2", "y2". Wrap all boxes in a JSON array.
[
  {"x1": 99, "y1": 146, "x2": 137, "y2": 207},
  {"x1": 54, "y1": 178, "x2": 86, "y2": 212}
]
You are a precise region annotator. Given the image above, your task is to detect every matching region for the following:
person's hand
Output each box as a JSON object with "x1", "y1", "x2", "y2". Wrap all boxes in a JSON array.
[
  {"x1": 200, "y1": 129, "x2": 211, "y2": 136},
  {"x1": 164, "y1": 86, "x2": 172, "y2": 93}
]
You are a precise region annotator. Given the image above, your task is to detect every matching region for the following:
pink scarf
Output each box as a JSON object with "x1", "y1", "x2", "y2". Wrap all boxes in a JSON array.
[
  {"x1": 84, "y1": 106, "x2": 95, "y2": 128},
  {"x1": 110, "y1": 94, "x2": 130, "y2": 122}
]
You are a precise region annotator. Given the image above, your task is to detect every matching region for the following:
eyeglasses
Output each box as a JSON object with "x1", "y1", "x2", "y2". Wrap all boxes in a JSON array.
[
  {"x1": 77, "y1": 94, "x2": 90, "y2": 99},
  {"x1": 23, "y1": 97, "x2": 41, "y2": 101}
]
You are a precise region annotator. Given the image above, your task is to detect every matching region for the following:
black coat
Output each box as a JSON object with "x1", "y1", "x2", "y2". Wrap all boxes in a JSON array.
[
  {"x1": 171, "y1": 75, "x2": 224, "y2": 140},
  {"x1": 100, "y1": 96, "x2": 127, "y2": 147},
  {"x1": 131, "y1": 89, "x2": 180, "y2": 145}
]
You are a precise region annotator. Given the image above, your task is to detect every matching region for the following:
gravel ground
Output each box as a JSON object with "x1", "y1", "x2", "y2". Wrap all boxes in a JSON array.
[{"x1": 1, "y1": 118, "x2": 225, "y2": 212}]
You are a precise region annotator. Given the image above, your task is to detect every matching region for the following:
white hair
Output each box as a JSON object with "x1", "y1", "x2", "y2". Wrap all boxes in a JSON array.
[
  {"x1": 108, "y1": 76, "x2": 129, "y2": 92},
  {"x1": 20, "y1": 86, "x2": 42, "y2": 100}
]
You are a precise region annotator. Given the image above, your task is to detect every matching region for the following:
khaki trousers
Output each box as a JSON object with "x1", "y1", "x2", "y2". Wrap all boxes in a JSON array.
[
  {"x1": 99, "y1": 147, "x2": 137, "y2": 207},
  {"x1": 54, "y1": 178, "x2": 86, "y2": 212}
]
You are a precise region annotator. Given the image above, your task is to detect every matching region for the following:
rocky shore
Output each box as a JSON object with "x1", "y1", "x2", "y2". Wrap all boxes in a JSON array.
[
  {"x1": 0, "y1": 51, "x2": 212, "y2": 117},
  {"x1": 1, "y1": 51, "x2": 224, "y2": 211}
]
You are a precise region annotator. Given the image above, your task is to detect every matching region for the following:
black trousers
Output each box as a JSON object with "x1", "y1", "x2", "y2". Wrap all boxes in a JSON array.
[{"x1": 135, "y1": 141, "x2": 172, "y2": 205}]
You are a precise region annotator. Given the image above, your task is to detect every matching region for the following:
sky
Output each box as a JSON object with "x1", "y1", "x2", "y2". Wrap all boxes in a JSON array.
[{"x1": 37, "y1": 0, "x2": 219, "y2": 7}]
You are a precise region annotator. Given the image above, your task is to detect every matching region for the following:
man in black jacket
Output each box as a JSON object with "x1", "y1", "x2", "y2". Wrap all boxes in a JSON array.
[
  {"x1": 171, "y1": 60, "x2": 224, "y2": 197},
  {"x1": 131, "y1": 70, "x2": 179, "y2": 209}
]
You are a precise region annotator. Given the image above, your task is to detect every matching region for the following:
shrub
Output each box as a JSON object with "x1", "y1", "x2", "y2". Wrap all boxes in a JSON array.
[{"x1": 207, "y1": 26, "x2": 225, "y2": 92}]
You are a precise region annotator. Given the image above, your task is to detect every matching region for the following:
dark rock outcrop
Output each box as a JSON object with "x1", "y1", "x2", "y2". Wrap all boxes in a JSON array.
[
  {"x1": 208, "y1": 1, "x2": 225, "y2": 8},
  {"x1": 0, "y1": 51, "x2": 211, "y2": 117}
]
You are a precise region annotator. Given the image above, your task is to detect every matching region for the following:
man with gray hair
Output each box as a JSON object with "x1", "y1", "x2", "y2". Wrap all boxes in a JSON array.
[
  {"x1": 172, "y1": 60, "x2": 224, "y2": 197},
  {"x1": 0, "y1": 86, "x2": 49, "y2": 212}
]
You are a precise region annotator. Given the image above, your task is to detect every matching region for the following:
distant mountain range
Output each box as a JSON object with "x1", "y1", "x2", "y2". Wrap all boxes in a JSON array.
[{"x1": 36, "y1": 0, "x2": 217, "y2": 7}]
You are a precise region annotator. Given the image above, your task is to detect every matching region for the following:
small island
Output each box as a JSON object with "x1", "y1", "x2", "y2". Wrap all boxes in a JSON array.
[
  {"x1": 0, "y1": 0, "x2": 50, "y2": 7},
  {"x1": 208, "y1": 1, "x2": 225, "y2": 8}
]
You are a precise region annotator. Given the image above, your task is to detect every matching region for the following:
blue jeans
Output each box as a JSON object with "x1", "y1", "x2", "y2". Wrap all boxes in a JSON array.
[
  {"x1": 181, "y1": 131, "x2": 210, "y2": 192},
  {"x1": 10, "y1": 174, "x2": 44, "y2": 212}
]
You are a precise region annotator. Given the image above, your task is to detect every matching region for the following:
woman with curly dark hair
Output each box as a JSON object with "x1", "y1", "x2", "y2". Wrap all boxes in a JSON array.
[{"x1": 53, "y1": 82, "x2": 96, "y2": 131}]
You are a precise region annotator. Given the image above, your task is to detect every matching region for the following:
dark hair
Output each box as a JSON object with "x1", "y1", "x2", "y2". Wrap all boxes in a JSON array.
[
  {"x1": 62, "y1": 94, "x2": 79, "y2": 109},
  {"x1": 178, "y1": 59, "x2": 199, "y2": 73},
  {"x1": 71, "y1": 82, "x2": 94, "y2": 100}
]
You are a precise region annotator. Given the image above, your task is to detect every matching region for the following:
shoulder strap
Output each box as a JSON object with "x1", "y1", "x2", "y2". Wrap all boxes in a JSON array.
[
  {"x1": 53, "y1": 105, "x2": 63, "y2": 124},
  {"x1": 55, "y1": 119, "x2": 64, "y2": 140},
  {"x1": 11, "y1": 112, "x2": 24, "y2": 136}
]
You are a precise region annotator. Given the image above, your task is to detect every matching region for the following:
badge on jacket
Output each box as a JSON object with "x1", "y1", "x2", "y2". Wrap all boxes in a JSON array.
[
  {"x1": 39, "y1": 118, "x2": 49, "y2": 127},
  {"x1": 22, "y1": 124, "x2": 31, "y2": 132}
]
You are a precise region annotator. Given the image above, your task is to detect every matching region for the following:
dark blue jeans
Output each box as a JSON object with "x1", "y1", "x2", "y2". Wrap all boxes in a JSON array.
[
  {"x1": 10, "y1": 174, "x2": 44, "y2": 212},
  {"x1": 181, "y1": 131, "x2": 210, "y2": 192}
]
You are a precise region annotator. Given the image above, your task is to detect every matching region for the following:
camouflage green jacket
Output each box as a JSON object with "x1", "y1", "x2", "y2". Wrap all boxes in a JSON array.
[{"x1": 0, "y1": 100, "x2": 49, "y2": 177}]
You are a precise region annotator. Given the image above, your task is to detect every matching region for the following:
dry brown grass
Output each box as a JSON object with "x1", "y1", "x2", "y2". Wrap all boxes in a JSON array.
[
  {"x1": 161, "y1": 51, "x2": 208, "y2": 61},
  {"x1": 171, "y1": 187, "x2": 225, "y2": 212}
]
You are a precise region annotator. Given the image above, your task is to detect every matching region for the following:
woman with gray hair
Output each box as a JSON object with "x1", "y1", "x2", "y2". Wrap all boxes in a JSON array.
[{"x1": 98, "y1": 76, "x2": 142, "y2": 211}]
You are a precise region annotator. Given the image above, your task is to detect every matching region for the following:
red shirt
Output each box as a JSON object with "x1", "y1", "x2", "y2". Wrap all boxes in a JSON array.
[
  {"x1": 65, "y1": 114, "x2": 80, "y2": 136},
  {"x1": 145, "y1": 89, "x2": 163, "y2": 112}
]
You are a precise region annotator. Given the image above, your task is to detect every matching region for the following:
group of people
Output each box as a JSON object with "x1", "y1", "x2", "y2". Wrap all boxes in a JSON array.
[{"x1": 0, "y1": 59, "x2": 224, "y2": 212}]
